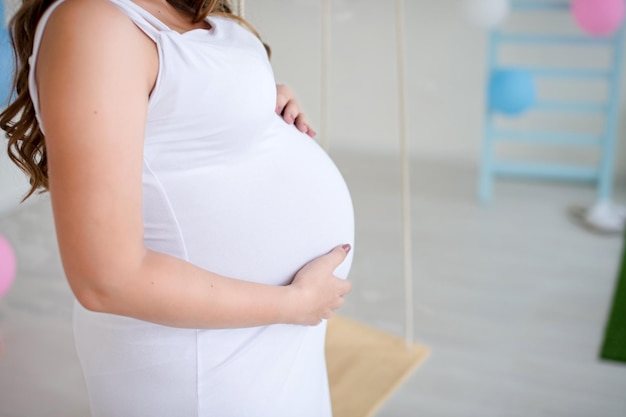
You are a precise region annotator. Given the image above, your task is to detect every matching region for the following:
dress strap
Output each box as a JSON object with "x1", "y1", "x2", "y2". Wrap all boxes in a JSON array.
[
  {"x1": 107, "y1": 0, "x2": 169, "y2": 41},
  {"x1": 27, "y1": 0, "x2": 67, "y2": 134}
]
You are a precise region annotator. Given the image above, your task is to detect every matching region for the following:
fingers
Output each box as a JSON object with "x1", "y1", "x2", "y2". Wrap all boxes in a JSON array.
[
  {"x1": 294, "y1": 243, "x2": 353, "y2": 326},
  {"x1": 282, "y1": 100, "x2": 300, "y2": 125},
  {"x1": 275, "y1": 84, "x2": 291, "y2": 116},
  {"x1": 276, "y1": 84, "x2": 317, "y2": 138},
  {"x1": 324, "y1": 244, "x2": 351, "y2": 269},
  {"x1": 324, "y1": 282, "x2": 349, "y2": 321},
  {"x1": 278, "y1": 97, "x2": 314, "y2": 136},
  {"x1": 275, "y1": 97, "x2": 289, "y2": 117},
  {"x1": 316, "y1": 285, "x2": 348, "y2": 324},
  {"x1": 295, "y1": 114, "x2": 317, "y2": 138},
  {"x1": 337, "y1": 278, "x2": 352, "y2": 297}
]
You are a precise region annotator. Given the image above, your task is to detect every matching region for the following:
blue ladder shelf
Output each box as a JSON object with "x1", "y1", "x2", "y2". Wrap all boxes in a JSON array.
[{"x1": 478, "y1": 0, "x2": 626, "y2": 203}]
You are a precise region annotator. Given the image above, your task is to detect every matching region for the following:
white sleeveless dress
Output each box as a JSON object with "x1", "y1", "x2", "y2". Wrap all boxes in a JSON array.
[{"x1": 28, "y1": 1, "x2": 354, "y2": 416}]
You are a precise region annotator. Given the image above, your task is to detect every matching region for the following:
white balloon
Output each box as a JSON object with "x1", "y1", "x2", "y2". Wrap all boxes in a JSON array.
[{"x1": 465, "y1": 0, "x2": 511, "y2": 29}]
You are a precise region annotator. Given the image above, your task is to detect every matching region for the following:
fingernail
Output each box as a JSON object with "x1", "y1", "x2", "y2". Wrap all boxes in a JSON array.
[{"x1": 342, "y1": 244, "x2": 351, "y2": 253}]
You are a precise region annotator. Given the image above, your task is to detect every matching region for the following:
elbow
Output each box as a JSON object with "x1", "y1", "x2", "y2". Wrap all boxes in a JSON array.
[
  {"x1": 63, "y1": 250, "x2": 146, "y2": 314},
  {"x1": 63, "y1": 250, "x2": 144, "y2": 315},
  {"x1": 73, "y1": 285, "x2": 109, "y2": 313},
  {"x1": 66, "y1": 270, "x2": 125, "y2": 314}
]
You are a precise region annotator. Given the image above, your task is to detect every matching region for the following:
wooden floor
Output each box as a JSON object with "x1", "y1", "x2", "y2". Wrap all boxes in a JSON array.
[{"x1": 0, "y1": 151, "x2": 625, "y2": 417}]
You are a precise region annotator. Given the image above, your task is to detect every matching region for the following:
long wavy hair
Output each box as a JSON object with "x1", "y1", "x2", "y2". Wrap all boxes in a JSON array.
[{"x1": 0, "y1": 0, "x2": 269, "y2": 200}]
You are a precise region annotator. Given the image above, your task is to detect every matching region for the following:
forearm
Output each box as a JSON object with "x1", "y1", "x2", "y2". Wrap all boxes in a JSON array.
[{"x1": 82, "y1": 249, "x2": 296, "y2": 329}]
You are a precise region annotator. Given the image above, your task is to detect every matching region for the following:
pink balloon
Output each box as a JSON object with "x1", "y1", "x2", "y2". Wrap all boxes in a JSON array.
[
  {"x1": 0, "y1": 235, "x2": 16, "y2": 298},
  {"x1": 572, "y1": 0, "x2": 626, "y2": 36}
]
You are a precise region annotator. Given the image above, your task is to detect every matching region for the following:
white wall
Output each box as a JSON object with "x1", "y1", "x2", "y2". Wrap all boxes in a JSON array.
[
  {"x1": 247, "y1": 0, "x2": 626, "y2": 183},
  {"x1": 2, "y1": 0, "x2": 625, "y2": 213}
]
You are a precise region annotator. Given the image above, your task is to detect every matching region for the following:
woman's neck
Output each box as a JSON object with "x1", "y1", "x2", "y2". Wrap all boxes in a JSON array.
[{"x1": 132, "y1": 0, "x2": 212, "y2": 34}]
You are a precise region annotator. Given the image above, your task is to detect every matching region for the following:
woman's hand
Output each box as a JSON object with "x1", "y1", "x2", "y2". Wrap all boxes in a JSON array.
[
  {"x1": 287, "y1": 244, "x2": 352, "y2": 325},
  {"x1": 276, "y1": 84, "x2": 317, "y2": 138}
]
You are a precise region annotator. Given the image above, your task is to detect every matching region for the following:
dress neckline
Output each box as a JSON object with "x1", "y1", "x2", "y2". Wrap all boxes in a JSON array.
[{"x1": 125, "y1": 0, "x2": 217, "y2": 38}]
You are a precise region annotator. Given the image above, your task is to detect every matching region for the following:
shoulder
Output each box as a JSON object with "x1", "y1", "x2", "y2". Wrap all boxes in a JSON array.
[
  {"x1": 39, "y1": 0, "x2": 155, "y2": 61},
  {"x1": 45, "y1": 0, "x2": 137, "y2": 36},
  {"x1": 35, "y1": 0, "x2": 157, "y2": 95}
]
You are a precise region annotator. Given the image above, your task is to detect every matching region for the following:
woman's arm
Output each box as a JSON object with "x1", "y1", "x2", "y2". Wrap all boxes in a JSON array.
[{"x1": 36, "y1": 0, "x2": 350, "y2": 329}]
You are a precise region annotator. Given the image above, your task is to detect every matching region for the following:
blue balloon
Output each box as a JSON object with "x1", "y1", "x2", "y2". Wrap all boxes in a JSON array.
[
  {"x1": 489, "y1": 69, "x2": 536, "y2": 115},
  {"x1": 1, "y1": 1, "x2": 13, "y2": 107}
]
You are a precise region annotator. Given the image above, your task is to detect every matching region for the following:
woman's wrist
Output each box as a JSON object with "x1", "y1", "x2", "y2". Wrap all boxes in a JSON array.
[{"x1": 280, "y1": 284, "x2": 303, "y2": 325}]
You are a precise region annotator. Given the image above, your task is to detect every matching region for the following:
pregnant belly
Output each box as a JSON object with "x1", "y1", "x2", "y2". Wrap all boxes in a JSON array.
[{"x1": 145, "y1": 119, "x2": 354, "y2": 285}]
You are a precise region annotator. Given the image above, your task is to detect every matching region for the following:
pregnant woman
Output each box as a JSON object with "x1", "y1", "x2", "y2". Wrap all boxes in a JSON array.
[{"x1": 0, "y1": 0, "x2": 354, "y2": 415}]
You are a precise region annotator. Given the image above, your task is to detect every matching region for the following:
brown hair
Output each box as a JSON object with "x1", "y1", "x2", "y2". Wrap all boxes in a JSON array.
[{"x1": 0, "y1": 0, "x2": 269, "y2": 200}]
